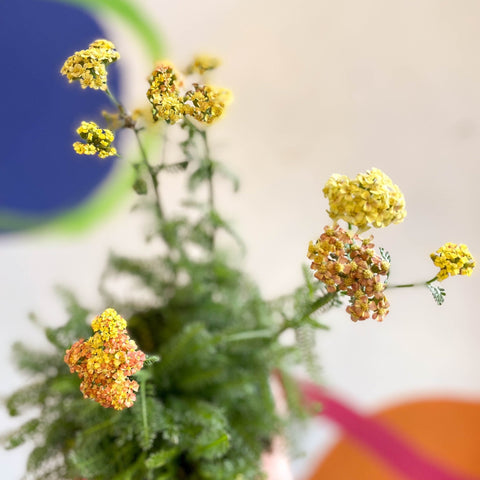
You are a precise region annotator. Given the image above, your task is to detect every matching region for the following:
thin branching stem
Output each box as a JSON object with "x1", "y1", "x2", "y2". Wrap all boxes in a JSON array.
[
  {"x1": 105, "y1": 87, "x2": 165, "y2": 222},
  {"x1": 140, "y1": 377, "x2": 150, "y2": 449},
  {"x1": 133, "y1": 127, "x2": 164, "y2": 221},
  {"x1": 387, "y1": 276, "x2": 437, "y2": 289},
  {"x1": 275, "y1": 292, "x2": 336, "y2": 337},
  {"x1": 199, "y1": 128, "x2": 216, "y2": 250},
  {"x1": 183, "y1": 117, "x2": 217, "y2": 250},
  {"x1": 223, "y1": 329, "x2": 274, "y2": 343},
  {"x1": 105, "y1": 88, "x2": 127, "y2": 117}
]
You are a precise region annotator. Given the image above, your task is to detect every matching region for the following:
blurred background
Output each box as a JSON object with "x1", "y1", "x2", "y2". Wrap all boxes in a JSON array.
[{"x1": 1, "y1": 0, "x2": 480, "y2": 478}]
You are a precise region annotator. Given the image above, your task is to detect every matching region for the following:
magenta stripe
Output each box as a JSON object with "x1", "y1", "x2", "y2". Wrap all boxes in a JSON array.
[{"x1": 300, "y1": 381, "x2": 479, "y2": 480}]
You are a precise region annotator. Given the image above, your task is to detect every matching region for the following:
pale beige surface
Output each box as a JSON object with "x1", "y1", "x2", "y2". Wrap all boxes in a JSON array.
[{"x1": 2, "y1": 1, "x2": 480, "y2": 479}]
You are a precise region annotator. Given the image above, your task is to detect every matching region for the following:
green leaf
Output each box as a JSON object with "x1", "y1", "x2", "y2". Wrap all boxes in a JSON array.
[
  {"x1": 427, "y1": 283, "x2": 446, "y2": 305},
  {"x1": 215, "y1": 162, "x2": 240, "y2": 192},
  {"x1": 145, "y1": 447, "x2": 180, "y2": 469},
  {"x1": 160, "y1": 161, "x2": 189, "y2": 173},
  {"x1": 188, "y1": 165, "x2": 210, "y2": 191},
  {"x1": 133, "y1": 178, "x2": 148, "y2": 195},
  {"x1": 379, "y1": 247, "x2": 392, "y2": 281},
  {"x1": 4, "y1": 418, "x2": 41, "y2": 449},
  {"x1": 379, "y1": 247, "x2": 391, "y2": 263},
  {"x1": 144, "y1": 355, "x2": 161, "y2": 367}
]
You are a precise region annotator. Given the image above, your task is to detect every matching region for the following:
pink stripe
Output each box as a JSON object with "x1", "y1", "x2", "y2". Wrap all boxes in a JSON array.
[{"x1": 300, "y1": 380, "x2": 479, "y2": 480}]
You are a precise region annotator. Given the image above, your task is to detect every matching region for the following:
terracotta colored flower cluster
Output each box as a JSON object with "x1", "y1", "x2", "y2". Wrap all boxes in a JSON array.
[
  {"x1": 73, "y1": 121, "x2": 117, "y2": 158},
  {"x1": 323, "y1": 168, "x2": 406, "y2": 232},
  {"x1": 64, "y1": 308, "x2": 145, "y2": 410},
  {"x1": 430, "y1": 242, "x2": 475, "y2": 281},
  {"x1": 60, "y1": 39, "x2": 119, "y2": 91},
  {"x1": 308, "y1": 225, "x2": 390, "y2": 321},
  {"x1": 147, "y1": 61, "x2": 232, "y2": 125}
]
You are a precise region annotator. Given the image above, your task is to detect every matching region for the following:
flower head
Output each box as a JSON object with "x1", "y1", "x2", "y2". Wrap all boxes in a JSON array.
[
  {"x1": 430, "y1": 242, "x2": 475, "y2": 281},
  {"x1": 323, "y1": 168, "x2": 406, "y2": 232},
  {"x1": 146, "y1": 61, "x2": 232, "y2": 125},
  {"x1": 147, "y1": 63, "x2": 186, "y2": 124},
  {"x1": 73, "y1": 121, "x2": 117, "y2": 158},
  {"x1": 186, "y1": 54, "x2": 222, "y2": 75},
  {"x1": 184, "y1": 84, "x2": 233, "y2": 124},
  {"x1": 308, "y1": 225, "x2": 390, "y2": 321},
  {"x1": 61, "y1": 39, "x2": 120, "y2": 91},
  {"x1": 64, "y1": 308, "x2": 145, "y2": 410}
]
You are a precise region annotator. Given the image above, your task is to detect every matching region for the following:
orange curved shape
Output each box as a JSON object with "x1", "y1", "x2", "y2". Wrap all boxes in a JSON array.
[{"x1": 308, "y1": 398, "x2": 480, "y2": 480}]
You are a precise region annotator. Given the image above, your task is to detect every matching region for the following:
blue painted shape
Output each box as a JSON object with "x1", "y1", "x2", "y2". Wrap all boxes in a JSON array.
[{"x1": 0, "y1": 0, "x2": 120, "y2": 226}]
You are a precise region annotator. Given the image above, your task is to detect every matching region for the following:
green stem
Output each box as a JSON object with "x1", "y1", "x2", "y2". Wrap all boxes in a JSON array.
[
  {"x1": 275, "y1": 292, "x2": 336, "y2": 337},
  {"x1": 133, "y1": 128, "x2": 164, "y2": 220},
  {"x1": 140, "y1": 377, "x2": 149, "y2": 448},
  {"x1": 105, "y1": 88, "x2": 165, "y2": 219},
  {"x1": 183, "y1": 117, "x2": 216, "y2": 250},
  {"x1": 83, "y1": 417, "x2": 116, "y2": 436},
  {"x1": 223, "y1": 329, "x2": 275, "y2": 343},
  {"x1": 387, "y1": 276, "x2": 438, "y2": 289},
  {"x1": 105, "y1": 88, "x2": 125, "y2": 115},
  {"x1": 199, "y1": 129, "x2": 216, "y2": 250}
]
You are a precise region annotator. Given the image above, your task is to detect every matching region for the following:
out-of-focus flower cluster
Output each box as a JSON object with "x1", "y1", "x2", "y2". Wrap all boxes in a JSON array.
[
  {"x1": 64, "y1": 308, "x2": 145, "y2": 410},
  {"x1": 431, "y1": 243, "x2": 475, "y2": 281},
  {"x1": 186, "y1": 54, "x2": 221, "y2": 75},
  {"x1": 60, "y1": 39, "x2": 119, "y2": 91},
  {"x1": 147, "y1": 60, "x2": 232, "y2": 125},
  {"x1": 73, "y1": 121, "x2": 117, "y2": 158},
  {"x1": 184, "y1": 84, "x2": 232, "y2": 124},
  {"x1": 308, "y1": 225, "x2": 390, "y2": 322},
  {"x1": 323, "y1": 168, "x2": 406, "y2": 232}
]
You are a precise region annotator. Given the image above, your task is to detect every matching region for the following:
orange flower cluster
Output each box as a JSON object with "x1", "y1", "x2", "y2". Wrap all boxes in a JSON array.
[
  {"x1": 64, "y1": 308, "x2": 145, "y2": 410},
  {"x1": 307, "y1": 225, "x2": 390, "y2": 321}
]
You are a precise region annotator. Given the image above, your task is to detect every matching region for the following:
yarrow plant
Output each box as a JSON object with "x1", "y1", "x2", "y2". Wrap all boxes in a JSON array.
[
  {"x1": 309, "y1": 167, "x2": 475, "y2": 320},
  {"x1": 4, "y1": 38, "x2": 475, "y2": 480}
]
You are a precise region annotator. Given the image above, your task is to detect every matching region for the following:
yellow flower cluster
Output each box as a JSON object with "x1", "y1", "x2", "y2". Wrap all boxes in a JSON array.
[
  {"x1": 146, "y1": 63, "x2": 185, "y2": 124},
  {"x1": 186, "y1": 54, "x2": 221, "y2": 75},
  {"x1": 184, "y1": 84, "x2": 233, "y2": 124},
  {"x1": 146, "y1": 62, "x2": 232, "y2": 125},
  {"x1": 323, "y1": 168, "x2": 406, "y2": 232},
  {"x1": 61, "y1": 39, "x2": 120, "y2": 91},
  {"x1": 73, "y1": 121, "x2": 117, "y2": 158},
  {"x1": 430, "y1": 242, "x2": 475, "y2": 281},
  {"x1": 64, "y1": 308, "x2": 145, "y2": 410}
]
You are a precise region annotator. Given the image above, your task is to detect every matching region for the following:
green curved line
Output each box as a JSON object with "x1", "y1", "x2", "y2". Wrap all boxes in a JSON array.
[
  {"x1": 55, "y1": 0, "x2": 167, "y2": 61},
  {"x1": 0, "y1": 0, "x2": 166, "y2": 233}
]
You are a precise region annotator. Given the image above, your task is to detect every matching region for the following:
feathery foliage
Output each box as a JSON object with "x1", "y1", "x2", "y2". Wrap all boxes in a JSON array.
[{"x1": 4, "y1": 50, "x2": 339, "y2": 479}]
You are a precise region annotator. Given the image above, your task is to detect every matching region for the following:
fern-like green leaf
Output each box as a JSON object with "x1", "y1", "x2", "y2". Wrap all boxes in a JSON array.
[
  {"x1": 4, "y1": 418, "x2": 41, "y2": 449},
  {"x1": 146, "y1": 447, "x2": 180, "y2": 469},
  {"x1": 427, "y1": 283, "x2": 446, "y2": 305}
]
